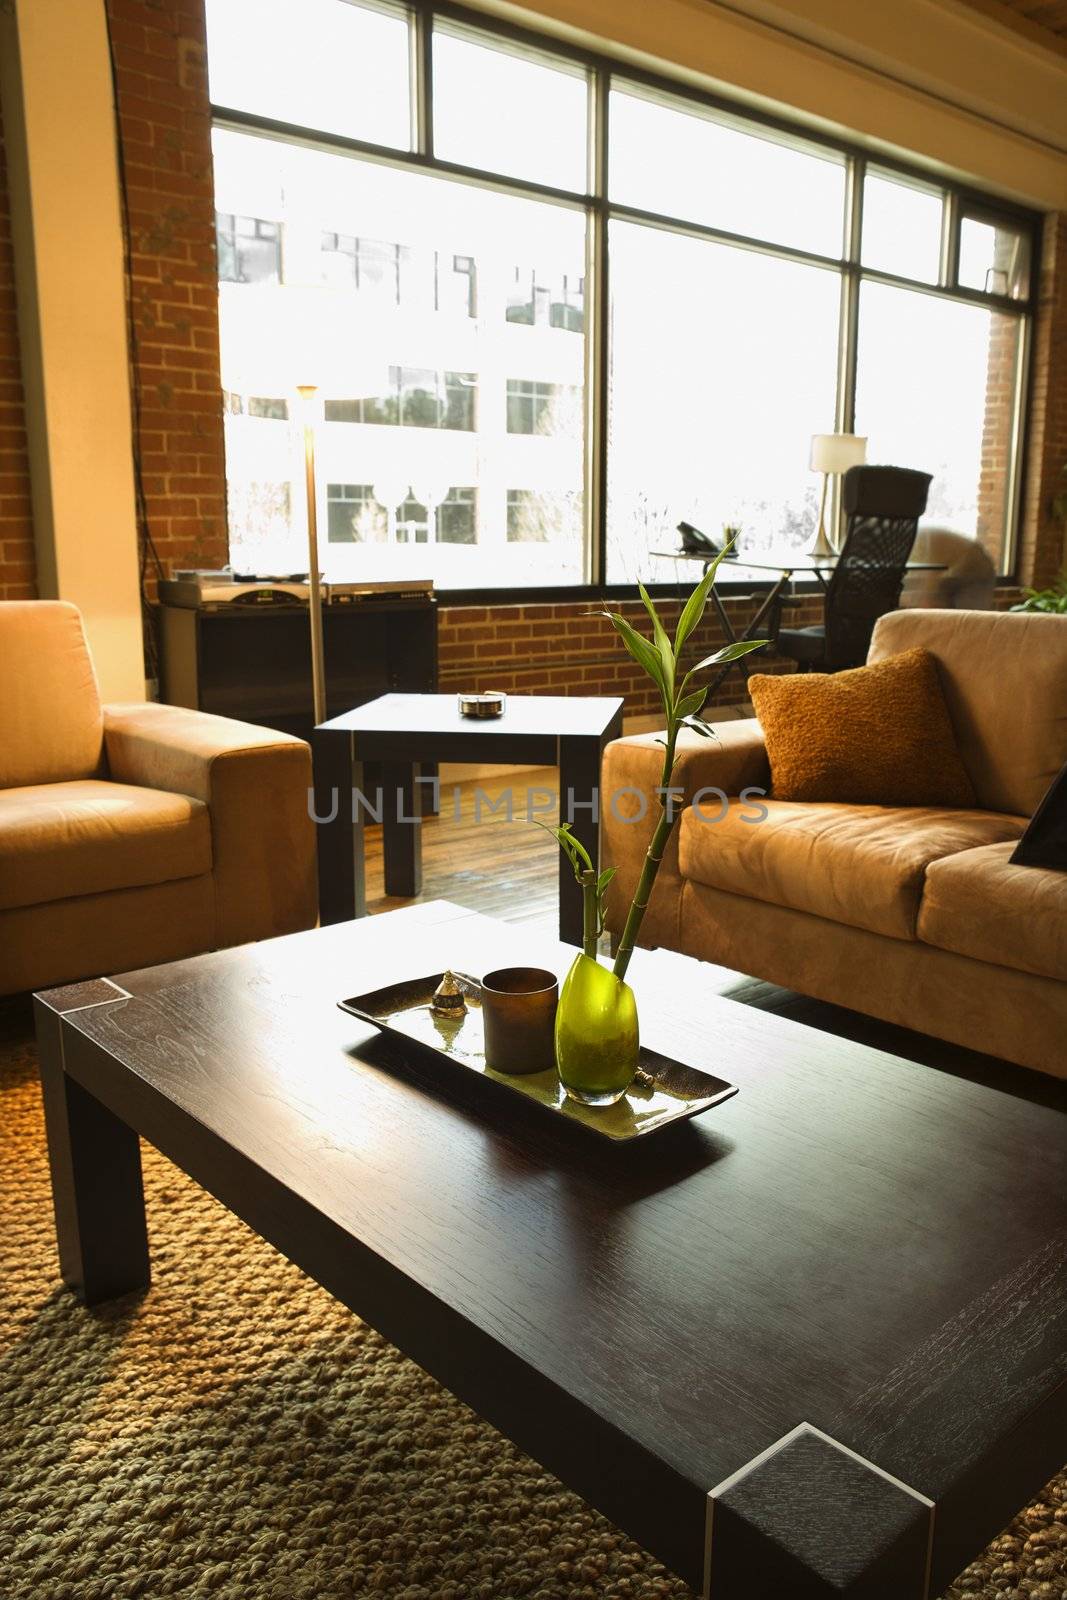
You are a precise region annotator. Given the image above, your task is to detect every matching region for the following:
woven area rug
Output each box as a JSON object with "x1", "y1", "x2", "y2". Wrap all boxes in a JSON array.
[{"x1": 1, "y1": 1003, "x2": 1064, "y2": 1600}]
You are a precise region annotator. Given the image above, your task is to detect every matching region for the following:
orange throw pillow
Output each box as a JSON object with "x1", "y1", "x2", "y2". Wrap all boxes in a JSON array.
[{"x1": 748, "y1": 646, "x2": 978, "y2": 807}]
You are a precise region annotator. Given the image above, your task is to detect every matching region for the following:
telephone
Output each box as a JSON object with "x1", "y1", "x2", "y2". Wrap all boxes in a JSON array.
[{"x1": 676, "y1": 521, "x2": 736, "y2": 558}]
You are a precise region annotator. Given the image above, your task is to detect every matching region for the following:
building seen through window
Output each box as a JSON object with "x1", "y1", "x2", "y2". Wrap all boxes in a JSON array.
[
  {"x1": 216, "y1": 213, "x2": 282, "y2": 285},
  {"x1": 506, "y1": 380, "x2": 579, "y2": 436},
  {"x1": 327, "y1": 483, "x2": 476, "y2": 544},
  {"x1": 213, "y1": 124, "x2": 586, "y2": 584},
  {"x1": 506, "y1": 268, "x2": 585, "y2": 331}
]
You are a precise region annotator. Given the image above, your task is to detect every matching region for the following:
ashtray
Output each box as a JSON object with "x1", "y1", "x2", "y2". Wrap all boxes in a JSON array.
[{"x1": 458, "y1": 691, "x2": 506, "y2": 719}]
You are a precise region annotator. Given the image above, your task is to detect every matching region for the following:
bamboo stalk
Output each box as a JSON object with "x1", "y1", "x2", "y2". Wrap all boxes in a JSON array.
[
  {"x1": 612, "y1": 735, "x2": 677, "y2": 983},
  {"x1": 580, "y1": 869, "x2": 599, "y2": 960}
]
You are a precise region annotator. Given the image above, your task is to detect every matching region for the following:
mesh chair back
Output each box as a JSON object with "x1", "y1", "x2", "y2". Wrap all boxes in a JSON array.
[{"x1": 824, "y1": 465, "x2": 932, "y2": 669}]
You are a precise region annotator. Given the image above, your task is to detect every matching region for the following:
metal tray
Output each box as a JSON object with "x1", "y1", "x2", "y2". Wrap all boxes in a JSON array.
[{"x1": 338, "y1": 971, "x2": 738, "y2": 1142}]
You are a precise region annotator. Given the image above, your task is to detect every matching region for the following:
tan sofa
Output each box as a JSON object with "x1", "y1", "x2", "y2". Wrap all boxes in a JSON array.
[
  {"x1": 602, "y1": 609, "x2": 1067, "y2": 1078},
  {"x1": 0, "y1": 601, "x2": 318, "y2": 994}
]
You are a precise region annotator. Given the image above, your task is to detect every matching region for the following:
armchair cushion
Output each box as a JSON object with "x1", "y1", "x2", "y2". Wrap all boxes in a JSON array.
[
  {"x1": 678, "y1": 799, "x2": 1025, "y2": 941},
  {"x1": 0, "y1": 780, "x2": 210, "y2": 912},
  {"x1": 0, "y1": 601, "x2": 104, "y2": 788},
  {"x1": 103, "y1": 702, "x2": 317, "y2": 946}
]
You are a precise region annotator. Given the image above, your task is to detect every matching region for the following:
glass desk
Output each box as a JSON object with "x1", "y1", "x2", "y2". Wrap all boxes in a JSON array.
[{"x1": 650, "y1": 548, "x2": 947, "y2": 695}]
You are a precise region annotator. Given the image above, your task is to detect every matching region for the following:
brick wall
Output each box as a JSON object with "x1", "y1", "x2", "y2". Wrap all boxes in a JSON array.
[
  {"x1": 976, "y1": 312, "x2": 1019, "y2": 569},
  {"x1": 439, "y1": 591, "x2": 825, "y2": 720},
  {"x1": 0, "y1": 100, "x2": 35, "y2": 602},
  {"x1": 105, "y1": 0, "x2": 228, "y2": 593}
]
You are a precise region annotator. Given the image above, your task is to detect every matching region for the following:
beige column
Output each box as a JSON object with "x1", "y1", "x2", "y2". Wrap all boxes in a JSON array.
[{"x1": 0, "y1": 0, "x2": 145, "y2": 700}]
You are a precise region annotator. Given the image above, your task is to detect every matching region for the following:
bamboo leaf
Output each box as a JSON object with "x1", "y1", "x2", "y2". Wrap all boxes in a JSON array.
[
  {"x1": 688, "y1": 637, "x2": 768, "y2": 674},
  {"x1": 673, "y1": 538, "x2": 734, "y2": 654},
  {"x1": 603, "y1": 612, "x2": 669, "y2": 705},
  {"x1": 683, "y1": 716, "x2": 719, "y2": 739},
  {"x1": 559, "y1": 823, "x2": 594, "y2": 872},
  {"x1": 597, "y1": 866, "x2": 617, "y2": 892},
  {"x1": 638, "y1": 581, "x2": 676, "y2": 699},
  {"x1": 674, "y1": 687, "x2": 706, "y2": 720},
  {"x1": 530, "y1": 818, "x2": 592, "y2": 880}
]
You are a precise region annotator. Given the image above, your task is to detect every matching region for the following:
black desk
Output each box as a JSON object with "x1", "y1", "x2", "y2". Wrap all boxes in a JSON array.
[
  {"x1": 158, "y1": 594, "x2": 437, "y2": 743},
  {"x1": 313, "y1": 693, "x2": 624, "y2": 946}
]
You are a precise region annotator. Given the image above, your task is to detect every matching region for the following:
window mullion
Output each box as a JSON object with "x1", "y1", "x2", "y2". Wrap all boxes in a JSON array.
[
  {"x1": 836, "y1": 155, "x2": 863, "y2": 436},
  {"x1": 584, "y1": 65, "x2": 609, "y2": 588},
  {"x1": 940, "y1": 190, "x2": 959, "y2": 289},
  {"x1": 412, "y1": 3, "x2": 434, "y2": 157}
]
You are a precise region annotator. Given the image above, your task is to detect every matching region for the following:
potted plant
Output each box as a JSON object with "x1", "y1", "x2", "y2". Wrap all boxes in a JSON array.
[
  {"x1": 1010, "y1": 572, "x2": 1067, "y2": 614},
  {"x1": 547, "y1": 547, "x2": 766, "y2": 1104}
]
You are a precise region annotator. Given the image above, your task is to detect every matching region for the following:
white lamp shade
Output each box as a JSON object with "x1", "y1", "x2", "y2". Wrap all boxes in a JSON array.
[{"x1": 810, "y1": 433, "x2": 868, "y2": 474}]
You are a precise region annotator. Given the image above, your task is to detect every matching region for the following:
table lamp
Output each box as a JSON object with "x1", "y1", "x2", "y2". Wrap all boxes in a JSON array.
[{"x1": 809, "y1": 433, "x2": 868, "y2": 557}]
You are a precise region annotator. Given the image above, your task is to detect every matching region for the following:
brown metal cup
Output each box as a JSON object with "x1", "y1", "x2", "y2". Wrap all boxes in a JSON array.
[{"x1": 480, "y1": 966, "x2": 559, "y2": 1075}]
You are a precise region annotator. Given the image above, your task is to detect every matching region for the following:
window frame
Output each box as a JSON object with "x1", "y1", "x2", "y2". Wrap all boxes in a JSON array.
[{"x1": 209, "y1": 0, "x2": 1041, "y2": 600}]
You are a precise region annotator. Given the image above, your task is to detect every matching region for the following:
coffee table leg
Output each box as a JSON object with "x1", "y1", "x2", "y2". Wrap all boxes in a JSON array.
[
  {"x1": 35, "y1": 1003, "x2": 150, "y2": 1307},
  {"x1": 383, "y1": 759, "x2": 422, "y2": 899}
]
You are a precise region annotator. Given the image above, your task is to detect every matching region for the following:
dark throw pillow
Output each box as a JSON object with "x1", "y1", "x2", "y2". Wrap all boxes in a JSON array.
[{"x1": 1010, "y1": 761, "x2": 1067, "y2": 872}]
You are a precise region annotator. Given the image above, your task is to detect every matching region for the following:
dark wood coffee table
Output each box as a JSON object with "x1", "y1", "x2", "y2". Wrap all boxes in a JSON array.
[
  {"x1": 35, "y1": 903, "x2": 1066, "y2": 1598},
  {"x1": 312, "y1": 693, "x2": 624, "y2": 946}
]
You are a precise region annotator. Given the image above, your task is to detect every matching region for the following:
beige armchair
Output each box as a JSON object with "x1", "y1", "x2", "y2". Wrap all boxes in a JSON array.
[{"x1": 0, "y1": 600, "x2": 318, "y2": 994}]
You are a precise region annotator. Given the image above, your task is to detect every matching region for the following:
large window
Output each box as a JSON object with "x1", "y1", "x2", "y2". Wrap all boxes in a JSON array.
[
  {"x1": 854, "y1": 285, "x2": 1024, "y2": 563},
  {"x1": 607, "y1": 225, "x2": 841, "y2": 583},
  {"x1": 207, "y1": 0, "x2": 1037, "y2": 590}
]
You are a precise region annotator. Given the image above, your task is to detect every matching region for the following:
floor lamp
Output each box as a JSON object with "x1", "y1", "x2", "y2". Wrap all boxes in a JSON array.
[
  {"x1": 809, "y1": 433, "x2": 867, "y2": 557},
  {"x1": 297, "y1": 384, "x2": 327, "y2": 726}
]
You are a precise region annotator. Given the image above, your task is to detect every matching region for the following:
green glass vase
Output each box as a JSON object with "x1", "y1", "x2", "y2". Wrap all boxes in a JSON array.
[{"x1": 555, "y1": 952, "x2": 639, "y2": 1107}]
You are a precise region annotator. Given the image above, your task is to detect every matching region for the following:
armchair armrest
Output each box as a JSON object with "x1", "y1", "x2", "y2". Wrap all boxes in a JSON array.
[
  {"x1": 104, "y1": 702, "x2": 317, "y2": 947},
  {"x1": 600, "y1": 718, "x2": 769, "y2": 948}
]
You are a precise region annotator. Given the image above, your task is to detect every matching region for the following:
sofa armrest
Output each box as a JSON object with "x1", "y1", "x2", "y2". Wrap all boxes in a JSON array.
[
  {"x1": 600, "y1": 718, "x2": 769, "y2": 947},
  {"x1": 103, "y1": 702, "x2": 317, "y2": 947},
  {"x1": 604, "y1": 717, "x2": 769, "y2": 808}
]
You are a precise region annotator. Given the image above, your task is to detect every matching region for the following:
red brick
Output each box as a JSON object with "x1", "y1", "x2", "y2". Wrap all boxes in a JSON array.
[{"x1": 0, "y1": 99, "x2": 34, "y2": 600}]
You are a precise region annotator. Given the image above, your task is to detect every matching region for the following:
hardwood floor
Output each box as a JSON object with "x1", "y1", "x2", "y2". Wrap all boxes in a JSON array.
[
  {"x1": 364, "y1": 767, "x2": 561, "y2": 927},
  {"x1": 364, "y1": 768, "x2": 1030, "y2": 1081}
]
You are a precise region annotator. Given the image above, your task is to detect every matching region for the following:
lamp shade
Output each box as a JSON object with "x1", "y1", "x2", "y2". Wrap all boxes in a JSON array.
[{"x1": 810, "y1": 433, "x2": 868, "y2": 474}]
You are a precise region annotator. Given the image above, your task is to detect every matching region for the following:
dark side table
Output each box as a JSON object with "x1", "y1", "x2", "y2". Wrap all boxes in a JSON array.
[{"x1": 313, "y1": 693, "x2": 624, "y2": 946}]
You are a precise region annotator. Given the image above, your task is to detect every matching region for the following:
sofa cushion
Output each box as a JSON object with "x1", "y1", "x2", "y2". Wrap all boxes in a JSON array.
[
  {"x1": 747, "y1": 647, "x2": 976, "y2": 807},
  {"x1": 0, "y1": 780, "x2": 212, "y2": 912},
  {"x1": 677, "y1": 799, "x2": 1026, "y2": 941},
  {"x1": 869, "y1": 610, "x2": 1067, "y2": 819},
  {"x1": 918, "y1": 842, "x2": 1067, "y2": 983},
  {"x1": 0, "y1": 601, "x2": 104, "y2": 789}
]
